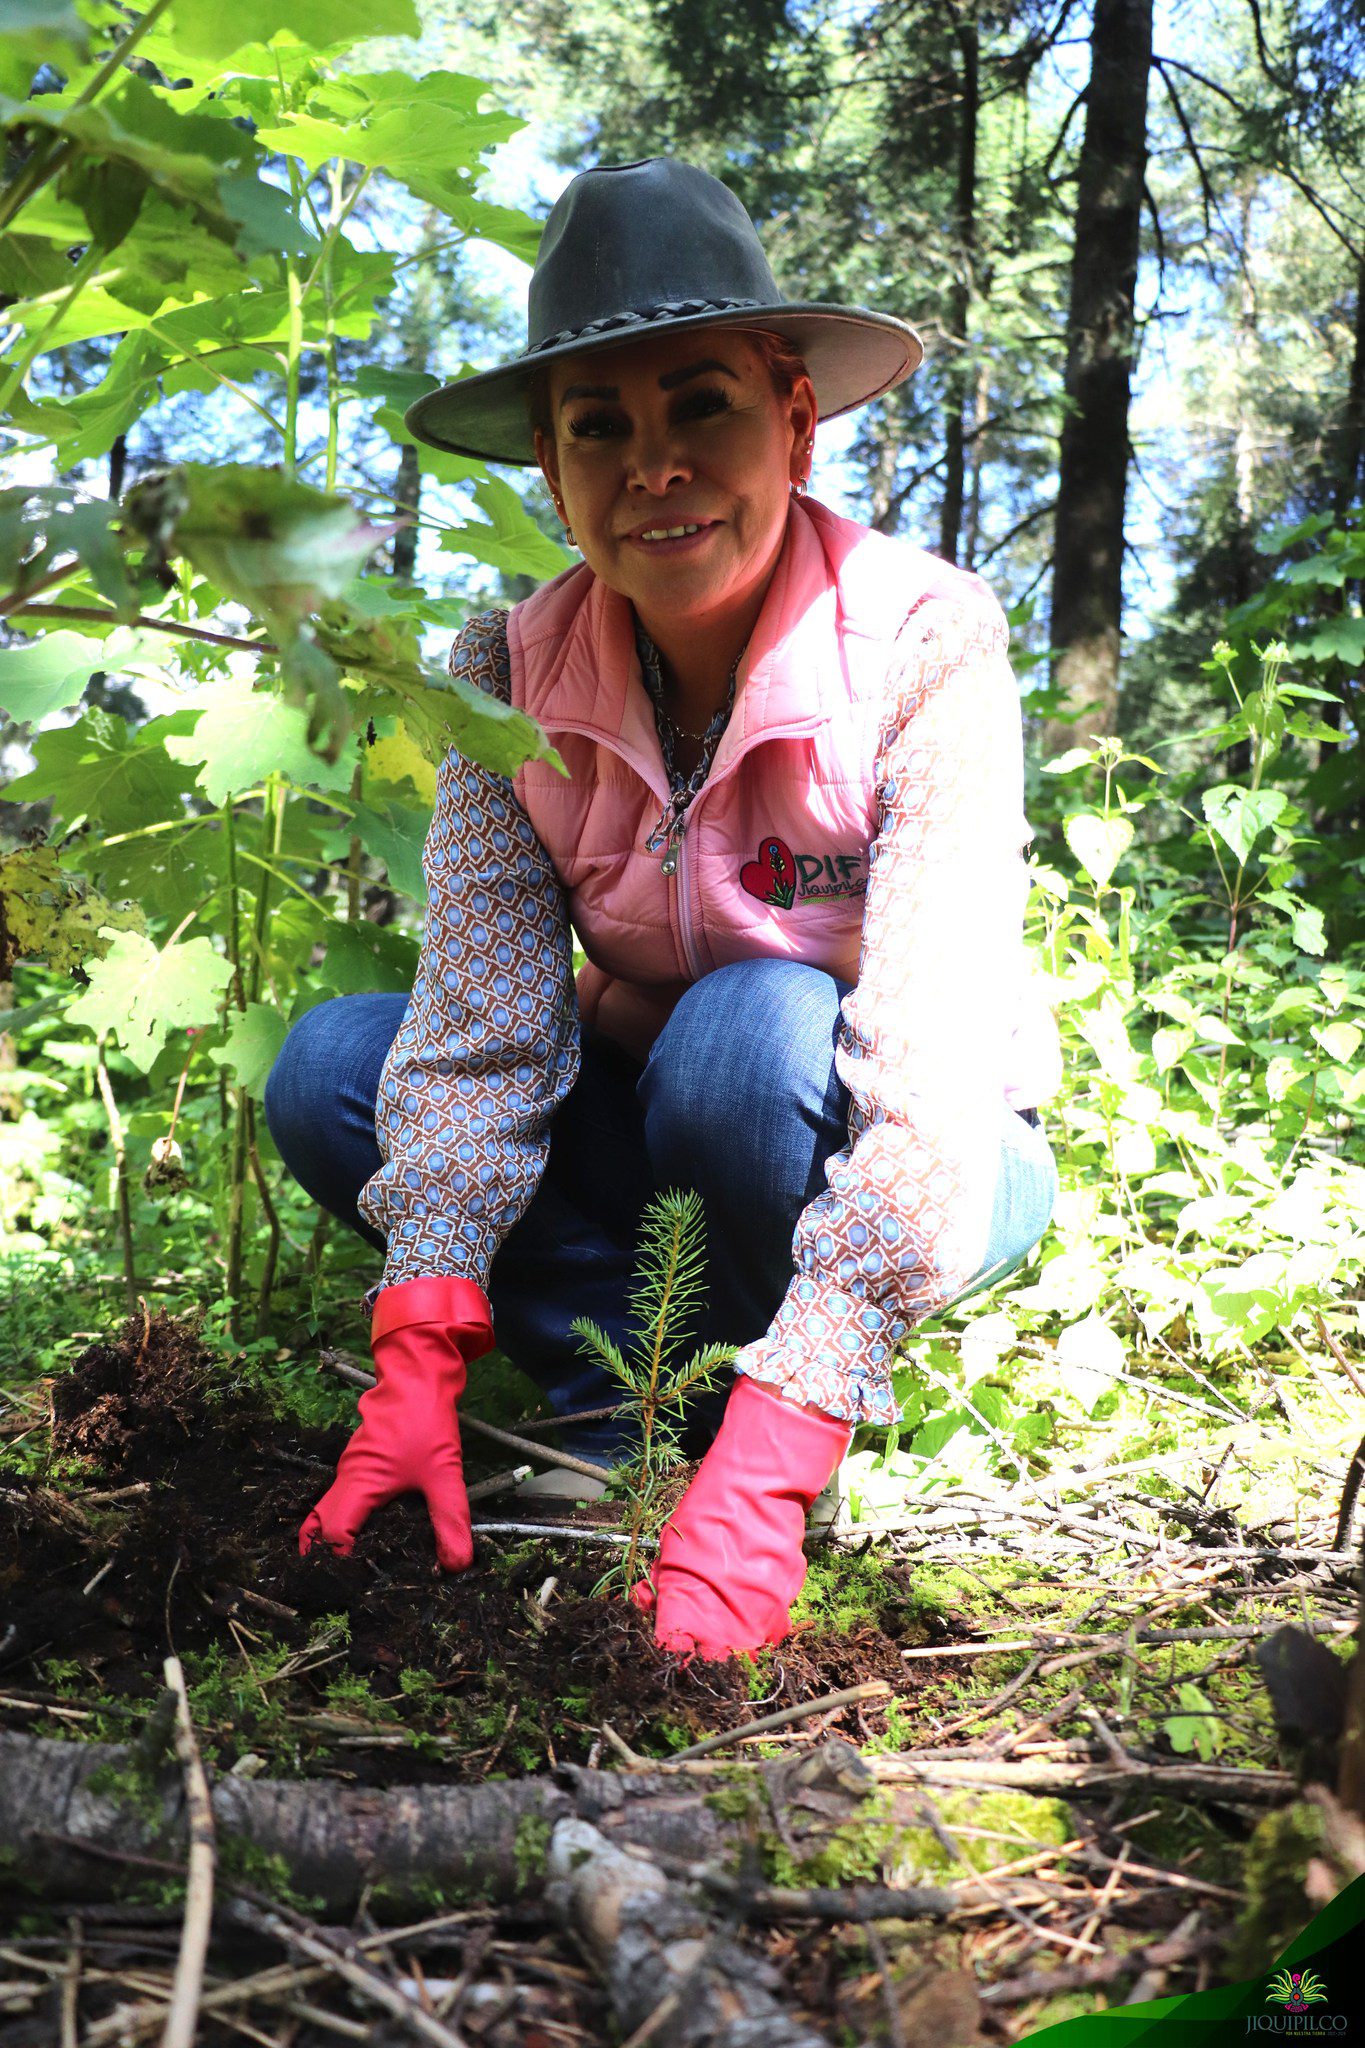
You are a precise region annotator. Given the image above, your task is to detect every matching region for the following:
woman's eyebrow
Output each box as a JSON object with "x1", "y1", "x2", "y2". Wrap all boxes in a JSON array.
[
  {"x1": 559, "y1": 357, "x2": 740, "y2": 407},
  {"x1": 659, "y1": 358, "x2": 739, "y2": 390}
]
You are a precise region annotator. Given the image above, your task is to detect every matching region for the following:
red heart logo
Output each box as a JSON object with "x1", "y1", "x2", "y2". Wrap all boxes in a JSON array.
[{"x1": 740, "y1": 836, "x2": 797, "y2": 908}]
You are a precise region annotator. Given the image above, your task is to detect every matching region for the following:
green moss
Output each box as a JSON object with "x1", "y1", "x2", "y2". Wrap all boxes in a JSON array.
[
  {"x1": 880, "y1": 1789, "x2": 1074, "y2": 1883},
  {"x1": 793, "y1": 1549, "x2": 898, "y2": 1635},
  {"x1": 513, "y1": 1812, "x2": 553, "y2": 1892},
  {"x1": 1228, "y1": 1803, "x2": 1326, "y2": 1977}
]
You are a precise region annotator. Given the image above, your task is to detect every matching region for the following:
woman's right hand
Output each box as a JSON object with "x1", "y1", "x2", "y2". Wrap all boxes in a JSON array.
[{"x1": 299, "y1": 1276, "x2": 495, "y2": 1572}]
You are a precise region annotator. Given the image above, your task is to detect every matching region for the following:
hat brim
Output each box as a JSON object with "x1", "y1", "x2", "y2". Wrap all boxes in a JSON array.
[{"x1": 404, "y1": 304, "x2": 924, "y2": 465}]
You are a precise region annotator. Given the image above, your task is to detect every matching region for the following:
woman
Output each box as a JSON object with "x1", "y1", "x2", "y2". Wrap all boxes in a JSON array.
[{"x1": 266, "y1": 157, "x2": 1060, "y2": 1661}]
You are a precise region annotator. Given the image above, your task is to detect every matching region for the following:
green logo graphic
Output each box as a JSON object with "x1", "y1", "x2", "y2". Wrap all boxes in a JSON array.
[{"x1": 1265, "y1": 1970, "x2": 1330, "y2": 2015}]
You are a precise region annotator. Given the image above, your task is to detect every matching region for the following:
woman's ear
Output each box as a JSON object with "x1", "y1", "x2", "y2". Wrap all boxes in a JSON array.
[{"x1": 789, "y1": 378, "x2": 822, "y2": 458}]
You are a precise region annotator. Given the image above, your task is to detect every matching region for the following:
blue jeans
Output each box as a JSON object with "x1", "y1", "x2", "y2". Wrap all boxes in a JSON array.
[{"x1": 265, "y1": 959, "x2": 1057, "y2": 1457}]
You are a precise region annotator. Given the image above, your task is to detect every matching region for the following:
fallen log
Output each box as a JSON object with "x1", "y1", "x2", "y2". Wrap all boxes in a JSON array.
[
  {"x1": 0, "y1": 1731, "x2": 951, "y2": 1919},
  {"x1": 547, "y1": 1816, "x2": 833, "y2": 2048}
]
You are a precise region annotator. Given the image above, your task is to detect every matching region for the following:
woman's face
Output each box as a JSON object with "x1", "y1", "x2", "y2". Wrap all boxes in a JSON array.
[{"x1": 534, "y1": 327, "x2": 817, "y2": 643}]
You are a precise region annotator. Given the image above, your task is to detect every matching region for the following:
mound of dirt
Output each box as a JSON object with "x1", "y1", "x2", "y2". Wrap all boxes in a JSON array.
[
  {"x1": 4, "y1": 1308, "x2": 926, "y2": 1779},
  {"x1": 50, "y1": 1308, "x2": 259, "y2": 1480}
]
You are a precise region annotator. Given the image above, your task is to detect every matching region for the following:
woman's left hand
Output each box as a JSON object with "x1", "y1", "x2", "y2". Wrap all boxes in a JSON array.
[{"x1": 630, "y1": 1377, "x2": 851, "y2": 1659}]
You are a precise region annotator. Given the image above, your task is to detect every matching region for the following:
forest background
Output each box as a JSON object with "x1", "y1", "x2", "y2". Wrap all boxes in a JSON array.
[{"x1": 0, "y1": 0, "x2": 1364, "y2": 1539}]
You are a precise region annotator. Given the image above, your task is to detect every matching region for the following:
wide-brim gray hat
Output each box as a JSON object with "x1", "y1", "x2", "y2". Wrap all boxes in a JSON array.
[{"x1": 405, "y1": 157, "x2": 923, "y2": 465}]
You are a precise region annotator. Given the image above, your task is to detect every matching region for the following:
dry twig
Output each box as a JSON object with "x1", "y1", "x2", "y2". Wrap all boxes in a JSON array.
[{"x1": 159, "y1": 1657, "x2": 215, "y2": 2048}]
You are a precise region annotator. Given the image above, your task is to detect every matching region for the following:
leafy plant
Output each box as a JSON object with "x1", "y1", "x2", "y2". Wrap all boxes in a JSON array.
[{"x1": 572, "y1": 1188, "x2": 734, "y2": 1591}]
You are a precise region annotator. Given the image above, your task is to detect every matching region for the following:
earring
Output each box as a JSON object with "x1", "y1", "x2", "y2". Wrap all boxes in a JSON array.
[{"x1": 565, "y1": 526, "x2": 576, "y2": 547}]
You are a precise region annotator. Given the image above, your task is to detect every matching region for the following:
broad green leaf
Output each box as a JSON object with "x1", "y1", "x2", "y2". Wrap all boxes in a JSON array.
[
  {"x1": 1053, "y1": 1314, "x2": 1125, "y2": 1407},
  {"x1": 163, "y1": 0, "x2": 419, "y2": 61},
  {"x1": 1264, "y1": 1055, "x2": 1306, "y2": 1103},
  {"x1": 0, "y1": 232, "x2": 73, "y2": 301},
  {"x1": 68, "y1": 928, "x2": 233, "y2": 1072},
  {"x1": 81, "y1": 816, "x2": 224, "y2": 928},
  {"x1": 3, "y1": 705, "x2": 197, "y2": 830},
  {"x1": 255, "y1": 69, "x2": 519, "y2": 185},
  {"x1": 1151, "y1": 1024, "x2": 1194, "y2": 1072},
  {"x1": 372, "y1": 404, "x2": 486, "y2": 488},
  {"x1": 1282, "y1": 554, "x2": 1348, "y2": 588},
  {"x1": 315, "y1": 917, "x2": 418, "y2": 995},
  {"x1": 216, "y1": 171, "x2": 318, "y2": 260},
  {"x1": 0, "y1": 846, "x2": 143, "y2": 975},
  {"x1": 1303, "y1": 615, "x2": 1365, "y2": 666},
  {"x1": 124, "y1": 465, "x2": 398, "y2": 632},
  {"x1": 0, "y1": 0, "x2": 86, "y2": 99},
  {"x1": 1201, "y1": 785, "x2": 1288, "y2": 864},
  {"x1": 322, "y1": 799, "x2": 429, "y2": 901},
  {"x1": 1063, "y1": 812, "x2": 1133, "y2": 888},
  {"x1": 440, "y1": 478, "x2": 572, "y2": 583},
  {"x1": 210, "y1": 1001, "x2": 288, "y2": 1096},
  {"x1": 1258, "y1": 888, "x2": 1327, "y2": 956},
  {"x1": 1040, "y1": 747, "x2": 1095, "y2": 776},
  {"x1": 0, "y1": 630, "x2": 107, "y2": 723},
  {"x1": 364, "y1": 718, "x2": 438, "y2": 802},
  {"x1": 0, "y1": 73, "x2": 258, "y2": 226},
  {"x1": 163, "y1": 672, "x2": 357, "y2": 804},
  {"x1": 4, "y1": 330, "x2": 167, "y2": 463},
  {"x1": 1164, "y1": 1682, "x2": 1222, "y2": 1761},
  {"x1": 1316, "y1": 1020, "x2": 1362, "y2": 1066}
]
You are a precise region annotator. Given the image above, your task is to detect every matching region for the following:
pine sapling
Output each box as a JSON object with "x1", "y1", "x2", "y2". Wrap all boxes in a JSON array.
[{"x1": 571, "y1": 1187, "x2": 733, "y2": 1591}]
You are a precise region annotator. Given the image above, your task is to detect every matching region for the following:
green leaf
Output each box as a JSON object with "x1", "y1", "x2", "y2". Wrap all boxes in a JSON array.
[
  {"x1": 1316, "y1": 1020, "x2": 1362, "y2": 1067},
  {"x1": 0, "y1": 73, "x2": 258, "y2": 226},
  {"x1": 1063, "y1": 812, "x2": 1133, "y2": 889},
  {"x1": 440, "y1": 478, "x2": 572, "y2": 582},
  {"x1": 209, "y1": 1002, "x2": 288, "y2": 1097},
  {"x1": 1258, "y1": 889, "x2": 1327, "y2": 956},
  {"x1": 0, "y1": 845, "x2": 144, "y2": 976},
  {"x1": 255, "y1": 69, "x2": 520, "y2": 198},
  {"x1": 1201, "y1": 785, "x2": 1288, "y2": 864},
  {"x1": 163, "y1": 673, "x2": 356, "y2": 805},
  {"x1": 67, "y1": 928, "x2": 233, "y2": 1073},
  {"x1": 0, "y1": 0, "x2": 86, "y2": 100},
  {"x1": 3, "y1": 705, "x2": 197, "y2": 831},
  {"x1": 0, "y1": 630, "x2": 107, "y2": 723},
  {"x1": 123, "y1": 464, "x2": 398, "y2": 632},
  {"x1": 217, "y1": 170, "x2": 316, "y2": 258},
  {"x1": 372, "y1": 403, "x2": 486, "y2": 488},
  {"x1": 323, "y1": 799, "x2": 429, "y2": 901},
  {"x1": 1164, "y1": 1682, "x2": 1222, "y2": 1762},
  {"x1": 1303, "y1": 615, "x2": 1365, "y2": 666},
  {"x1": 4, "y1": 330, "x2": 167, "y2": 463},
  {"x1": 315, "y1": 917, "x2": 418, "y2": 995},
  {"x1": 163, "y1": 0, "x2": 420, "y2": 62}
]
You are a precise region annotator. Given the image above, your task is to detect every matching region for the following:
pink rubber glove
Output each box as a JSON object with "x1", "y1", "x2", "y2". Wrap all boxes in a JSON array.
[
  {"x1": 299, "y1": 1275, "x2": 494, "y2": 1571},
  {"x1": 631, "y1": 1376, "x2": 852, "y2": 1659}
]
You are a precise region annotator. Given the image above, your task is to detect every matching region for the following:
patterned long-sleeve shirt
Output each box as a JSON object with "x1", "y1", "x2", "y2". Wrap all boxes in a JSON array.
[
  {"x1": 359, "y1": 597, "x2": 1033, "y2": 1425},
  {"x1": 355, "y1": 618, "x2": 580, "y2": 1292}
]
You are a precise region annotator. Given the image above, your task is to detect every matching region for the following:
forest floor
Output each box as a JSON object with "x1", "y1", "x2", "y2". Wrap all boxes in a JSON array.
[{"x1": 1, "y1": 1305, "x2": 1362, "y2": 2047}]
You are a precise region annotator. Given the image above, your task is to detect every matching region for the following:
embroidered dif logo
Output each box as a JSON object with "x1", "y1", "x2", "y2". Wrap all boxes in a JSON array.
[{"x1": 739, "y1": 835, "x2": 865, "y2": 909}]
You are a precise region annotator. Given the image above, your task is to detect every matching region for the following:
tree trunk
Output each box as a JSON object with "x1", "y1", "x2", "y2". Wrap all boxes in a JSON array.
[
  {"x1": 1046, "y1": 0, "x2": 1154, "y2": 749},
  {"x1": 392, "y1": 439, "x2": 421, "y2": 582},
  {"x1": 0, "y1": 1730, "x2": 958, "y2": 1920},
  {"x1": 1332, "y1": 251, "x2": 1365, "y2": 525},
  {"x1": 938, "y1": 2, "x2": 980, "y2": 566}
]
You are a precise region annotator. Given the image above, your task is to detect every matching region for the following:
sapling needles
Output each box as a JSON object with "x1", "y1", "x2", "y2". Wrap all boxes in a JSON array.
[{"x1": 571, "y1": 1188, "x2": 734, "y2": 1591}]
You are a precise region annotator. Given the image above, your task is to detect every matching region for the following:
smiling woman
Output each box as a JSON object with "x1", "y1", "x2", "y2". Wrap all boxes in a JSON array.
[{"x1": 265, "y1": 157, "x2": 1063, "y2": 1663}]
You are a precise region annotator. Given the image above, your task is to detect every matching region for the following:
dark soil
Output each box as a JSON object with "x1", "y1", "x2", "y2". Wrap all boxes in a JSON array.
[{"x1": 2, "y1": 1309, "x2": 932, "y2": 1778}]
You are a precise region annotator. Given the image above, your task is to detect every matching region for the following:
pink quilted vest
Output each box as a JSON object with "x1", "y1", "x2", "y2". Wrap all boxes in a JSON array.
[{"x1": 507, "y1": 496, "x2": 1058, "y2": 1106}]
